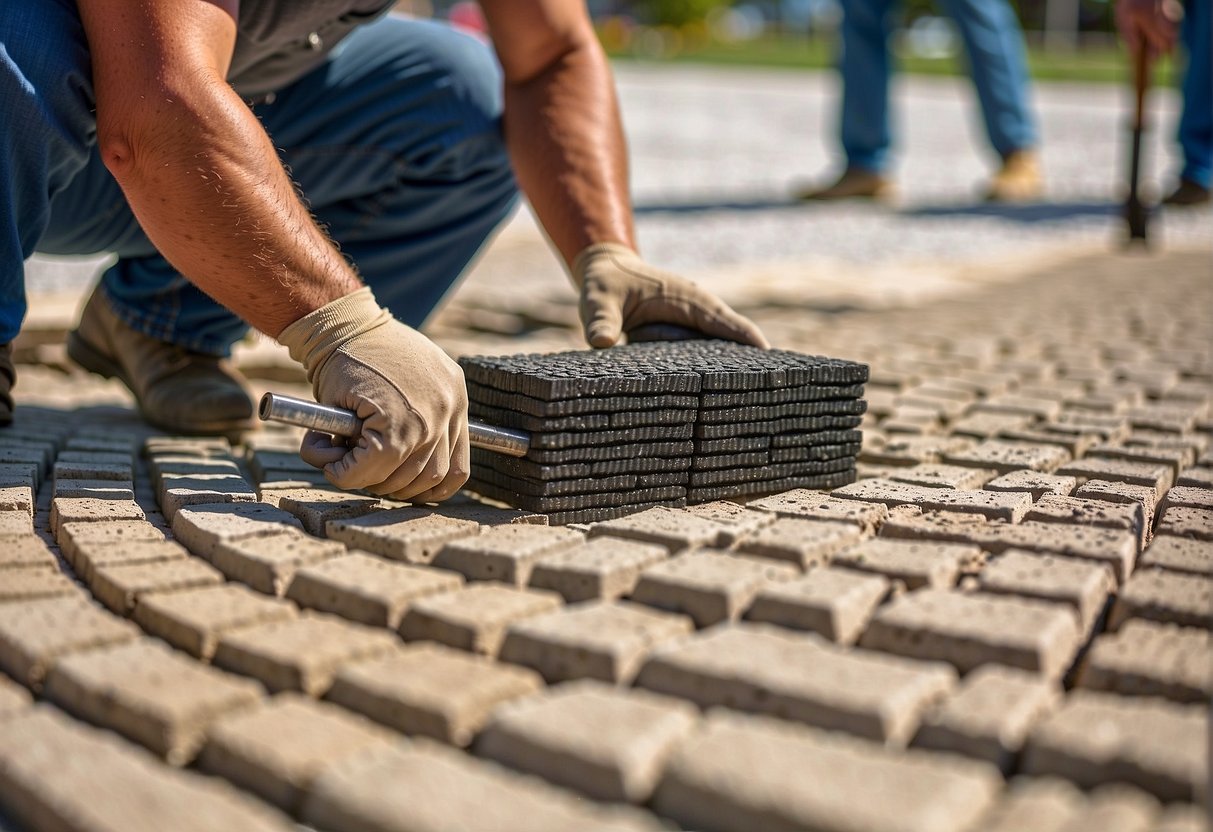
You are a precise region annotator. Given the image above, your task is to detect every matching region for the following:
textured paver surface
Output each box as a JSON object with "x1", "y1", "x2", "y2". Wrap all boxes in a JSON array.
[{"x1": 7, "y1": 65, "x2": 1213, "y2": 832}]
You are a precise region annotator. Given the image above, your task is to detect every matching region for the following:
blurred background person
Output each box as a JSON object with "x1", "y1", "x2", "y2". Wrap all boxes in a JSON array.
[
  {"x1": 800, "y1": 0, "x2": 1043, "y2": 202},
  {"x1": 1117, "y1": 0, "x2": 1211, "y2": 206}
]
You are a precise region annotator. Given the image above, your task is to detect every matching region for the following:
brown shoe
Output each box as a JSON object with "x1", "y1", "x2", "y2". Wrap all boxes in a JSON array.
[
  {"x1": 799, "y1": 167, "x2": 894, "y2": 201},
  {"x1": 986, "y1": 150, "x2": 1043, "y2": 203},
  {"x1": 0, "y1": 343, "x2": 13, "y2": 426},
  {"x1": 67, "y1": 288, "x2": 255, "y2": 436},
  {"x1": 1162, "y1": 179, "x2": 1211, "y2": 207}
]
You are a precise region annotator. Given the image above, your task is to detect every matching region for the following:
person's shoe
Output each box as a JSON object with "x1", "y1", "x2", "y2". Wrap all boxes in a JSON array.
[
  {"x1": 1162, "y1": 178, "x2": 1211, "y2": 207},
  {"x1": 798, "y1": 167, "x2": 894, "y2": 201},
  {"x1": 985, "y1": 150, "x2": 1043, "y2": 203},
  {"x1": 66, "y1": 288, "x2": 255, "y2": 436},
  {"x1": 0, "y1": 342, "x2": 14, "y2": 427}
]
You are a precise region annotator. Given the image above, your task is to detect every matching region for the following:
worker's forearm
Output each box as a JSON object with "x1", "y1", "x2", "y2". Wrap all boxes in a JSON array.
[
  {"x1": 100, "y1": 77, "x2": 363, "y2": 337},
  {"x1": 503, "y1": 40, "x2": 635, "y2": 266}
]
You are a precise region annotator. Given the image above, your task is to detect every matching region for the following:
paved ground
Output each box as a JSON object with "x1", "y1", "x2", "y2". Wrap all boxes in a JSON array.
[{"x1": 5, "y1": 66, "x2": 1213, "y2": 831}]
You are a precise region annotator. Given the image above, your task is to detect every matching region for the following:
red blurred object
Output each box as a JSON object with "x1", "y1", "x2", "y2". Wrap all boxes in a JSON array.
[{"x1": 448, "y1": 1, "x2": 487, "y2": 36}]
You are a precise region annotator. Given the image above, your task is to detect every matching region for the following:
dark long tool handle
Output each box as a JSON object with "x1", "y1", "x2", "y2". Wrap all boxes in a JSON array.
[
  {"x1": 1126, "y1": 44, "x2": 1152, "y2": 241},
  {"x1": 259, "y1": 393, "x2": 531, "y2": 458}
]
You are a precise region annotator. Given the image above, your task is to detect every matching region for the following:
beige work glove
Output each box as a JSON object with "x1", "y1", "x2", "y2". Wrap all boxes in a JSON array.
[
  {"x1": 277, "y1": 287, "x2": 469, "y2": 503},
  {"x1": 571, "y1": 243, "x2": 770, "y2": 349}
]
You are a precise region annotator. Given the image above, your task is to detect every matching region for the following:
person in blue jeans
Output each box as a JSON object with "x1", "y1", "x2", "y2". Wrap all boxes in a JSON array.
[
  {"x1": 802, "y1": 0, "x2": 1042, "y2": 202},
  {"x1": 1118, "y1": 0, "x2": 1212, "y2": 205},
  {"x1": 0, "y1": 0, "x2": 767, "y2": 501}
]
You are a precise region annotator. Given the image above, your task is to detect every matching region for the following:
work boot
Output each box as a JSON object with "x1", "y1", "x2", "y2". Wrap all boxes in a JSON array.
[
  {"x1": 1162, "y1": 178, "x2": 1211, "y2": 207},
  {"x1": 798, "y1": 167, "x2": 894, "y2": 201},
  {"x1": 67, "y1": 288, "x2": 255, "y2": 436},
  {"x1": 985, "y1": 149, "x2": 1043, "y2": 203},
  {"x1": 0, "y1": 342, "x2": 13, "y2": 426}
]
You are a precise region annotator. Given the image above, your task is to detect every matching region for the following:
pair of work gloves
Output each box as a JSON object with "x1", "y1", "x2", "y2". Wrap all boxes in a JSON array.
[{"x1": 278, "y1": 243, "x2": 768, "y2": 502}]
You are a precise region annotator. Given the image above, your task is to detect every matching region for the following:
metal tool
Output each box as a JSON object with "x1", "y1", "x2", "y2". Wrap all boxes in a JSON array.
[
  {"x1": 259, "y1": 392, "x2": 531, "y2": 458},
  {"x1": 1125, "y1": 43, "x2": 1152, "y2": 243}
]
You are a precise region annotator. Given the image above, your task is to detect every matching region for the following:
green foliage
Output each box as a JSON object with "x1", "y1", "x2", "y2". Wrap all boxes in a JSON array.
[{"x1": 637, "y1": 0, "x2": 730, "y2": 27}]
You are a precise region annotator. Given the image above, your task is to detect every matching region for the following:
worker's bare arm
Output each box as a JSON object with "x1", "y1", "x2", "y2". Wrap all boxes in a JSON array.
[
  {"x1": 479, "y1": 0, "x2": 635, "y2": 265},
  {"x1": 77, "y1": 0, "x2": 362, "y2": 337}
]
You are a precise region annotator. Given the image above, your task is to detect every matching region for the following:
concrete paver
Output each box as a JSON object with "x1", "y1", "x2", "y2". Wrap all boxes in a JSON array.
[
  {"x1": 1156, "y1": 505, "x2": 1213, "y2": 540},
  {"x1": 587, "y1": 507, "x2": 735, "y2": 551},
  {"x1": 327, "y1": 643, "x2": 543, "y2": 746},
  {"x1": 303, "y1": 740, "x2": 657, "y2": 832},
  {"x1": 91, "y1": 558, "x2": 225, "y2": 616},
  {"x1": 211, "y1": 529, "x2": 346, "y2": 595},
  {"x1": 830, "y1": 538, "x2": 979, "y2": 589},
  {"x1": 860, "y1": 589, "x2": 1082, "y2": 678},
  {"x1": 134, "y1": 584, "x2": 299, "y2": 660},
  {"x1": 0, "y1": 595, "x2": 139, "y2": 689},
  {"x1": 0, "y1": 535, "x2": 57, "y2": 572},
  {"x1": 652, "y1": 711, "x2": 1001, "y2": 832},
  {"x1": 745, "y1": 490, "x2": 888, "y2": 532},
  {"x1": 1076, "y1": 619, "x2": 1212, "y2": 703},
  {"x1": 638, "y1": 622, "x2": 956, "y2": 745},
  {"x1": 432, "y1": 524, "x2": 584, "y2": 585},
  {"x1": 0, "y1": 707, "x2": 294, "y2": 832},
  {"x1": 499, "y1": 601, "x2": 694, "y2": 683},
  {"x1": 75, "y1": 538, "x2": 192, "y2": 584},
  {"x1": 57, "y1": 519, "x2": 166, "y2": 566},
  {"x1": 286, "y1": 552, "x2": 463, "y2": 629},
  {"x1": 745, "y1": 566, "x2": 890, "y2": 644},
  {"x1": 984, "y1": 470, "x2": 1077, "y2": 499},
  {"x1": 881, "y1": 513, "x2": 1138, "y2": 583},
  {"x1": 212, "y1": 613, "x2": 398, "y2": 696},
  {"x1": 732, "y1": 518, "x2": 863, "y2": 569},
  {"x1": 1024, "y1": 494, "x2": 1149, "y2": 552},
  {"x1": 475, "y1": 680, "x2": 698, "y2": 803},
  {"x1": 0, "y1": 569, "x2": 81, "y2": 604},
  {"x1": 199, "y1": 693, "x2": 396, "y2": 815},
  {"x1": 171, "y1": 502, "x2": 305, "y2": 560},
  {"x1": 977, "y1": 550, "x2": 1115, "y2": 634},
  {"x1": 1022, "y1": 690, "x2": 1208, "y2": 802},
  {"x1": 1137, "y1": 535, "x2": 1213, "y2": 577},
  {"x1": 49, "y1": 497, "x2": 145, "y2": 541},
  {"x1": 527, "y1": 536, "x2": 669, "y2": 602},
  {"x1": 44, "y1": 639, "x2": 264, "y2": 764},
  {"x1": 0, "y1": 672, "x2": 32, "y2": 720},
  {"x1": 1108, "y1": 568, "x2": 1213, "y2": 631},
  {"x1": 629, "y1": 551, "x2": 798, "y2": 627},
  {"x1": 912, "y1": 665, "x2": 1061, "y2": 772},
  {"x1": 398, "y1": 583, "x2": 560, "y2": 656},
  {"x1": 326, "y1": 507, "x2": 482, "y2": 563},
  {"x1": 273, "y1": 488, "x2": 383, "y2": 536}
]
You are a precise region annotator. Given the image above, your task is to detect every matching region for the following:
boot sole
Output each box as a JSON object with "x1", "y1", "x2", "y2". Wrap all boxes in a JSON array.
[{"x1": 67, "y1": 330, "x2": 257, "y2": 437}]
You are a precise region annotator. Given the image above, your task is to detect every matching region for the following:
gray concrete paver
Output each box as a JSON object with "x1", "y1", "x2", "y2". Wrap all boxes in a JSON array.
[
  {"x1": 44, "y1": 638, "x2": 265, "y2": 765},
  {"x1": 398, "y1": 583, "x2": 560, "y2": 656},
  {"x1": 326, "y1": 643, "x2": 543, "y2": 747},
  {"x1": 638, "y1": 622, "x2": 956, "y2": 745},
  {"x1": 1022, "y1": 690, "x2": 1208, "y2": 803},
  {"x1": 651, "y1": 710, "x2": 1001, "y2": 832}
]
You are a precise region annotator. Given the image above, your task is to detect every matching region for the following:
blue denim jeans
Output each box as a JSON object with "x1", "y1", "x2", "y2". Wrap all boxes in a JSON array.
[
  {"x1": 838, "y1": 0, "x2": 1038, "y2": 172},
  {"x1": 1, "y1": 5, "x2": 518, "y2": 352},
  {"x1": 1178, "y1": 0, "x2": 1211, "y2": 188}
]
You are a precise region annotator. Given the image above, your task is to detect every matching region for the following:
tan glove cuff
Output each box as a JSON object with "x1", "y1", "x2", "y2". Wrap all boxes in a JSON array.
[
  {"x1": 570, "y1": 242, "x2": 638, "y2": 288},
  {"x1": 277, "y1": 286, "x2": 392, "y2": 378}
]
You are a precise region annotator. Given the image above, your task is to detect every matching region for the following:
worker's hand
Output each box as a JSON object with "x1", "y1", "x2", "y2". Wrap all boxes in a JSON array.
[
  {"x1": 1116, "y1": 0, "x2": 1180, "y2": 55},
  {"x1": 277, "y1": 287, "x2": 469, "y2": 502},
  {"x1": 571, "y1": 243, "x2": 770, "y2": 349}
]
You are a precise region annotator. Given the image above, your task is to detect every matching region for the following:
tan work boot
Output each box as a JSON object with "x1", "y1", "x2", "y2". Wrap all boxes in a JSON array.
[
  {"x1": 1162, "y1": 178, "x2": 1211, "y2": 207},
  {"x1": 799, "y1": 167, "x2": 894, "y2": 201},
  {"x1": 986, "y1": 149, "x2": 1043, "y2": 203},
  {"x1": 67, "y1": 288, "x2": 256, "y2": 436},
  {"x1": 0, "y1": 342, "x2": 14, "y2": 426}
]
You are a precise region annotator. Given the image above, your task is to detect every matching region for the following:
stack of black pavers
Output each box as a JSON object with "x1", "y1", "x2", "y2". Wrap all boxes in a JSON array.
[{"x1": 460, "y1": 340, "x2": 868, "y2": 524}]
